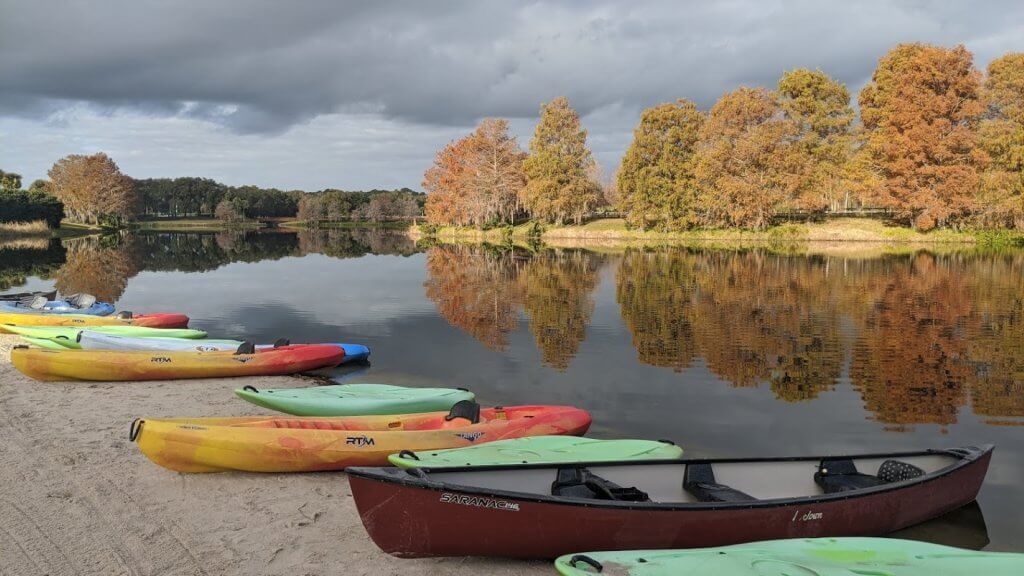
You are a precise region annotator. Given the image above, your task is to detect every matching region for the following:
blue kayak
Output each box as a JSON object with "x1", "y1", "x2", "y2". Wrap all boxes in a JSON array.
[{"x1": 0, "y1": 299, "x2": 116, "y2": 316}]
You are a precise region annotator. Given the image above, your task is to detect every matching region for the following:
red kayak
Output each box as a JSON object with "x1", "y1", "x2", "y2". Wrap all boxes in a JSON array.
[
  {"x1": 127, "y1": 313, "x2": 190, "y2": 328},
  {"x1": 348, "y1": 445, "x2": 993, "y2": 559}
]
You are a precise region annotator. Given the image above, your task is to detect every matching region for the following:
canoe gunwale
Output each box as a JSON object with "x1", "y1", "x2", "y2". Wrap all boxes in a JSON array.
[{"x1": 348, "y1": 444, "x2": 993, "y2": 512}]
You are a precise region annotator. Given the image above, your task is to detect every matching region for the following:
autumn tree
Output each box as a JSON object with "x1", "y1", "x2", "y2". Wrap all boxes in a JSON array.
[
  {"x1": 617, "y1": 99, "x2": 705, "y2": 230},
  {"x1": 48, "y1": 152, "x2": 138, "y2": 226},
  {"x1": 214, "y1": 199, "x2": 244, "y2": 222},
  {"x1": 978, "y1": 52, "x2": 1024, "y2": 228},
  {"x1": 858, "y1": 44, "x2": 985, "y2": 230},
  {"x1": 693, "y1": 87, "x2": 804, "y2": 229},
  {"x1": 521, "y1": 97, "x2": 601, "y2": 225},
  {"x1": 424, "y1": 119, "x2": 526, "y2": 227},
  {"x1": 778, "y1": 69, "x2": 855, "y2": 211}
]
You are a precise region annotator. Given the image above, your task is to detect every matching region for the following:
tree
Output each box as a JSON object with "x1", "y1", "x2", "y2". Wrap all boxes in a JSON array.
[
  {"x1": 858, "y1": 43, "x2": 985, "y2": 230},
  {"x1": 777, "y1": 69, "x2": 855, "y2": 211},
  {"x1": 48, "y1": 152, "x2": 137, "y2": 226},
  {"x1": 214, "y1": 199, "x2": 243, "y2": 222},
  {"x1": 978, "y1": 52, "x2": 1024, "y2": 228},
  {"x1": 521, "y1": 97, "x2": 601, "y2": 225},
  {"x1": 0, "y1": 169, "x2": 22, "y2": 191},
  {"x1": 693, "y1": 87, "x2": 804, "y2": 230},
  {"x1": 424, "y1": 119, "x2": 525, "y2": 227},
  {"x1": 28, "y1": 179, "x2": 49, "y2": 192},
  {"x1": 617, "y1": 99, "x2": 705, "y2": 230}
]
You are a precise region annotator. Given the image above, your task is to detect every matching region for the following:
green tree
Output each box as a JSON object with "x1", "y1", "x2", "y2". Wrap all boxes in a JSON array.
[
  {"x1": 778, "y1": 69, "x2": 855, "y2": 211},
  {"x1": 978, "y1": 52, "x2": 1024, "y2": 228},
  {"x1": 617, "y1": 99, "x2": 705, "y2": 230},
  {"x1": 0, "y1": 169, "x2": 22, "y2": 191},
  {"x1": 521, "y1": 97, "x2": 601, "y2": 225}
]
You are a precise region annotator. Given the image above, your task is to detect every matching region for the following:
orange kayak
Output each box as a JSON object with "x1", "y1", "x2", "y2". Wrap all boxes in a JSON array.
[
  {"x1": 10, "y1": 344, "x2": 345, "y2": 382},
  {"x1": 131, "y1": 403, "x2": 592, "y2": 473},
  {"x1": 0, "y1": 311, "x2": 189, "y2": 330}
]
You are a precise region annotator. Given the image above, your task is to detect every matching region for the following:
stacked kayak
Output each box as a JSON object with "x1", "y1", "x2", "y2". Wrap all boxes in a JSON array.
[
  {"x1": 5, "y1": 325, "x2": 208, "y2": 349},
  {"x1": 0, "y1": 290, "x2": 57, "y2": 301},
  {"x1": 554, "y1": 538, "x2": 1024, "y2": 575},
  {"x1": 0, "y1": 311, "x2": 189, "y2": 329},
  {"x1": 235, "y1": 383, "x2": 474, "y2": 416},
  {"x1": 11, "y1": 344, "x2": 345, "y2": 381},
  {"x1": 131, "y1": 402, "x2": 592, "y2": 472},
  {"x1": 389, "y1": 436, "x2": 683, "y2": 468},
  {"x1": 0, "y1": 298, "x2": 115, "y2": 316}
]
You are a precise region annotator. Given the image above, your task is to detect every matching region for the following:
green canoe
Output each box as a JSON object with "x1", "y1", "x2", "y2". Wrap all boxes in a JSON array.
[
  {"x1": 4, "y1": 325, "x2": 208, "y2": 348},
  {"x1": 389, "y1": 436, "x2": 683, "y2": 468},
  {"x1": 554, "y1": 538, "x2": 1024, "y2": 575},
  {"x1": 233, "y1": 383, "x2": 476, "y2": 416}
]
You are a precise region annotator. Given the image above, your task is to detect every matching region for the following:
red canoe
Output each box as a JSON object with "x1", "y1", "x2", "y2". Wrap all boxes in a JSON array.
[{"x1": 348, "y1": 444, "x2": 993, "y2": 559}]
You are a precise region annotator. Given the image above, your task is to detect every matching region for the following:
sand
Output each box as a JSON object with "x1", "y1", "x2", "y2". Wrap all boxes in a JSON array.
[{"x1": 0, "y1": 335, "x2": 549, "y2": 576}]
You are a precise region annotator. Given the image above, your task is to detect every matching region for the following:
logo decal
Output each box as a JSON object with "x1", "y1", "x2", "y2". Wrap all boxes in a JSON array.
[
  {"x1": 151, "y1": 356, "x2": 172, "y2": 363},
  {"x1": 791, "y1": 509, "x2": 823, "y2": 522},
  {"x1": 232, "y1": 356, "x2": 253, "y2": 363},
  {"x1": 456, "y1": 432, "x2": 484, "y2": 442},
  {"x1": 177, "y1": 424, "x2": 207, "y2": 431},
  {"x1": 346, "y1": 436, "x2": 375, "y2": 446},
  {"x1": 440, "y1": 493, "x2": 520, "y2": 512}
]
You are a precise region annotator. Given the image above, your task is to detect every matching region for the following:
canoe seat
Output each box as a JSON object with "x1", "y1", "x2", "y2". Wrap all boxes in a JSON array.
[
  {"x1": 815, "y1": 458, "x2": 884, "y2": 493},
  {"x1": 683, "y1": 463, "x2": 757, "y2": 503},
  {"x1": 551, "y1": 468, "x2": 650, "y2": 502},
  {"x1": 877, "y1": 459, "x2": 925, "y2": 483},
  {"x1": 444, "y1": 400, "x2": 481, "y2": 424}
]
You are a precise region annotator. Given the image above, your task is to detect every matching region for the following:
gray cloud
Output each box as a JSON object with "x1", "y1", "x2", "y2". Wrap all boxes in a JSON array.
[{"x1": 1, "y1": 0, "x2": 1022, "y2": 187}]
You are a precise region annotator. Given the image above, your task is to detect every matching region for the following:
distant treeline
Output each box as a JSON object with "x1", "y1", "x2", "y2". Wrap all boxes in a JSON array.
[
  {"x1": 425, "y1": 44, "x2": 1024, "y2": 232},
  {"x1": 0, "y1": 169, "x2": 64, "y2": 227}
]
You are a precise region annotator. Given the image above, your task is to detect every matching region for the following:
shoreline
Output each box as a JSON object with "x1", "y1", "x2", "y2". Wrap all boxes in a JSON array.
[{"x1": 0, "y1": 335, "x2": 547, "y2": 575}]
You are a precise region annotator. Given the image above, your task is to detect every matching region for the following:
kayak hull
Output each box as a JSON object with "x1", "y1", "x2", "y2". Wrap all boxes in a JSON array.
[
  {"x1": 554, "y1": 537, "x2": 1024, "y2": 576},
  {"x1": 389, "y1": 436, "x2": 684, "y2": 469},
  {"x1": 2, "y1": 325, "x2": 208, "y2": 345},
  {"x1": 132, "y1": 405, "x2": 592, "y2": 473},
  {"x1": 0, "y1": 300, "x2": 115, "y2": 316},
  {"x1": 234, "y1": 383, "x2": 475, "y2": 416},
  {"x1": 10, "y1": 344, "x2": 345, "y2": 382},
  {"x1": 0, "y1": 312, "x2": 189, "y2": 330},
  {"x1": 74, "y1": 332, "x2": 369, "y2": 364},
  {"x1": 348, "y1": 445, "x2": 991, "y2": 559}
]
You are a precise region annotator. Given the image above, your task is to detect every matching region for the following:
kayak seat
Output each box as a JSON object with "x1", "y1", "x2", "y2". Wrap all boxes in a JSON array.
[
  {"x1": 815, "y1": 458, "x2": 884, "y2": 493},
  {"x1": 683, "y1": 463, "x2": 757, "y2": 503},
  {"x1": 551, "y1": 468, "x2": 651, "y2": 502},
  {"x1": 877, "y1": 459, "x2": 925, "y2": 483},
  {"x1": 444, "y1": 400, "x2": 481, "y2": 424}
]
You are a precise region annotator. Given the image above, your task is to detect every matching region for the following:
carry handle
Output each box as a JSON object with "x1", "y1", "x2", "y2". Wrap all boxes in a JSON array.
[
  {"x1": 397, "y1": 450, "x2": 420, "y2": 461},
  {"x1": 129, "y1": 418, "x2": 145, "y2": 442},
  {"x1": 568, "y1": 554, "x2": 603, "y2": 572},
  {"x1": 242, "y1": 385, "x2": 259, "y2": 393}
]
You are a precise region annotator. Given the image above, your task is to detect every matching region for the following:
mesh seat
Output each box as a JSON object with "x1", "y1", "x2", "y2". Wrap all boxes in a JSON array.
[{"x1": 683, "y1": 463, "x2": 757, "y2": 503}]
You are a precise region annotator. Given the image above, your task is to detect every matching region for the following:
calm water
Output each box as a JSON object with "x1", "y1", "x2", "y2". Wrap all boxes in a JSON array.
[{"x1": 3, "y1": 229, "x2": 1023, "y2": 550}]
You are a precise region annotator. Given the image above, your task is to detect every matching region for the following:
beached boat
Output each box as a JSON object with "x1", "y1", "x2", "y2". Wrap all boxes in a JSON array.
[
  {"x1": 389, "y1": 436, "x2": 683, "y2": 468},
  {"x1": 70, "y1": 331, "x2": 369, "y2": 363},
  {"x1": 234, "y1": 383, "x2": 474, "y2": 416},
  {"x1": 0, "y1": 298, "x2": 115, "y2": 316},
  {"x1": 0, "y1": 311, "x2": 189, "y2": 330},
  {"x1": 348, "y1": 444, "x2": 993, "y2": 558},
  {"x1": 554, "y1": 537, "x2": 1024, "y2": 576},
  {"x1": 10, "y1": 343, "x2": 344, "y2": 381},
  {"x1": 4, "y1": 325, "x2": 208, "y2": 348},
  {"x1": 0, "y1": 290, "x2": 57, "y2": 302},
  {"x1": 131, "y1": 402, "x2": 592, "y2": 473}
]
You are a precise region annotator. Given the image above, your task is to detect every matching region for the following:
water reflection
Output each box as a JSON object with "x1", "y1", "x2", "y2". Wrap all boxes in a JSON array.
[{"x1": 3, "y1": 231, "x2": 1024, "y2": 429}]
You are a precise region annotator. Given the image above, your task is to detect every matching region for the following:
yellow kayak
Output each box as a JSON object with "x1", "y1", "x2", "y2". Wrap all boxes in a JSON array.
[
  {"x1": 0, "y1": 312, "x2": 189, "y2": 330},
  {"x1": 131, "y1": 404, "x2": 593, "y2": 473}
]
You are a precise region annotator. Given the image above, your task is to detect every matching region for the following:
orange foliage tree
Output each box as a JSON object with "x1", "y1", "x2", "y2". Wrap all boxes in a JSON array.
[
  {"x1": 978, "y1": 52, "x2": 1024, "y2": 228},
  {"x1": 693, "y1": 87, "x2": 805, "y2": 229},
  {"x1": 858, "y1": 43, "x2": 986, "y2": 230},
  {"x1": 48, "y1": 152, "x2": 137, "y2": 226},
  {"x1": 424, "y1": 119, "x2": 526, "y2": 227}
]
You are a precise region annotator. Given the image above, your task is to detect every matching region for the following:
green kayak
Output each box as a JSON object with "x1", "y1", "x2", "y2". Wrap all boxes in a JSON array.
[
  {"x1": 389, "y1": 436, "x2": 683, "y2": 468},
  {"x1": 233, "y1": 383, "x2": 476, "y2": 416},
  {"x1": 554, "y1": 538, "x2": 1024, "y2": 575},
  {"x1": 4, "y1": 325, "x2": 208, "y2": 348}
]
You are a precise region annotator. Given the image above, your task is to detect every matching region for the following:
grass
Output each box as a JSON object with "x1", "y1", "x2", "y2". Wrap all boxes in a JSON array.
[
  {"x1": 279, "y1": 220, "x2": 412, "y2": 230},
  {"x1": 135, "y1": 218, "x2": 263, "y2": 231},
  {"x1": 409, "y1": 217, "x2": 1024, "y2": 250},
  {"x1": 0, "y1": 220, "x2": 51, "y2": 237}
]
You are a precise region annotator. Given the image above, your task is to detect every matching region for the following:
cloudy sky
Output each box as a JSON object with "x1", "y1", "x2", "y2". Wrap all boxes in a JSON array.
[{"x1": 2, "y1": 1, "x2": 1022, "y2": 191}]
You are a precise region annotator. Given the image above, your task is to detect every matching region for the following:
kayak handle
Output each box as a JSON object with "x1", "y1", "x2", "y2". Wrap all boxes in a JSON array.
[
  {"x1": 456, "y1": 387, "x2": 469, "y2": 392},
  {"x1": 406, "y1": 468, "x2": 427, "y2": 479},
  {"x1": 568, "y1": 555, "x2": 603, "y2": 572},
  {"x1": 397, "y1": 450, "x2": 420, "y2": 461},
  {"x1": 657, "y1": 439, "x2": 676, "y2": 445},
  {"x1": 129, "y1": 418, "x2": 145, "y2": 442},
  {"x1": 242, "y1": 385, "x2": 259, "y2": 393}
]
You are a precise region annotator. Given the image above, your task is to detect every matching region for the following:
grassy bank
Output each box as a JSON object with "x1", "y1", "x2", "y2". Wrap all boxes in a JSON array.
[
  {"x1": 279, "y1": 220, "x2": 412, "y2": 230},
  {"x1": 410, "y1": 218, "x2": 1024, "y2": 247},
  {"x1": 135, "y1": 218, "x2": 263, "y2": 231}
]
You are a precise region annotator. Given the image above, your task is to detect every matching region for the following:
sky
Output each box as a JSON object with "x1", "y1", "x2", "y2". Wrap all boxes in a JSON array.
[{"x1": 1, "y1": 0, "x2": 1022, "y2": 191}]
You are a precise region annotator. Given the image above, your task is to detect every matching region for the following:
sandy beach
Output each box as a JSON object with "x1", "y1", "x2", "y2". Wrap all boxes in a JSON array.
[{"x1": 0, "y1": 335, "x2": 549, "y2": 576}]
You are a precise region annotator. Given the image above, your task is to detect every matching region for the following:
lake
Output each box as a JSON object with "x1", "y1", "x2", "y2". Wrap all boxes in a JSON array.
[{"x1": 3, "y1": 228, "x2": 1022, "y2": 551}]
